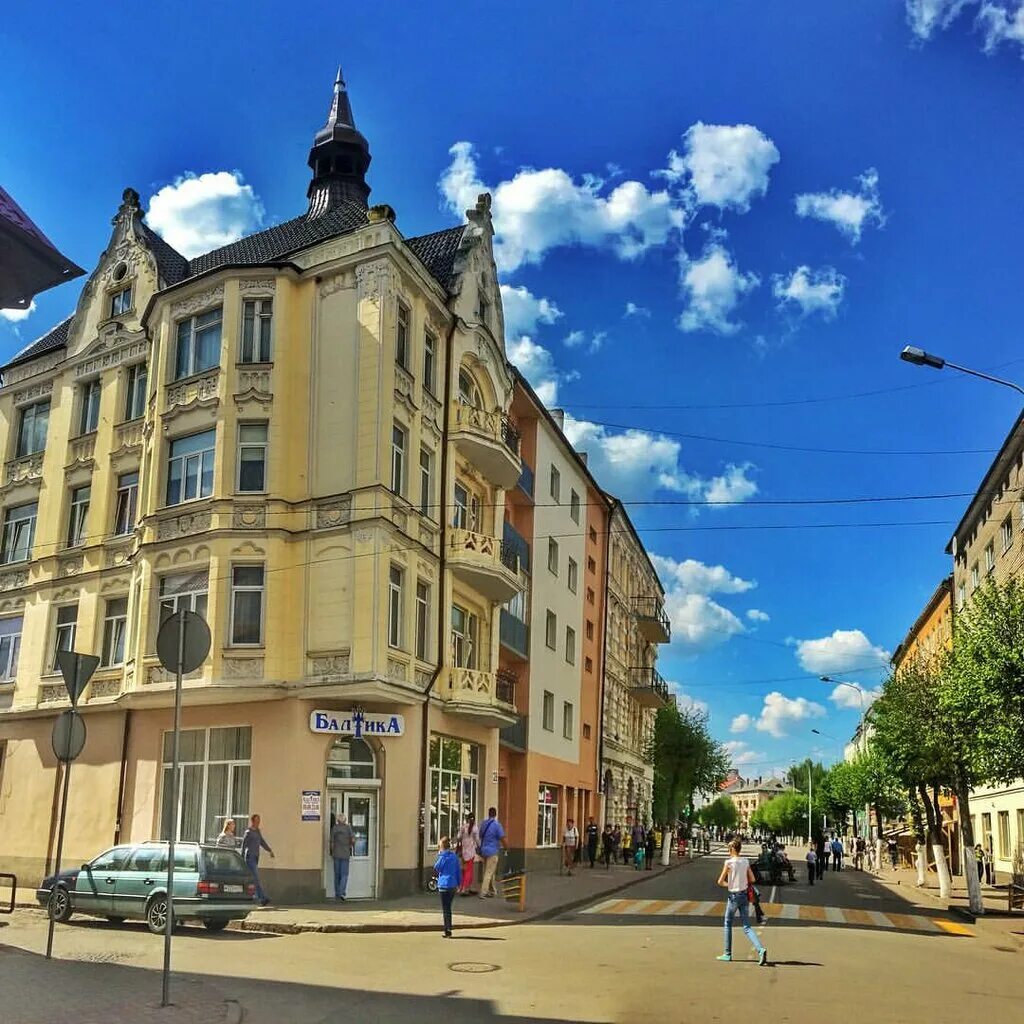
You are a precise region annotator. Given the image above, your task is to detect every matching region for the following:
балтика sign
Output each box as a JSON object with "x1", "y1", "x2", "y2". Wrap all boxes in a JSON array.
[{"x1": 309, "y1": 710, "x2": 405, "y2": 737}]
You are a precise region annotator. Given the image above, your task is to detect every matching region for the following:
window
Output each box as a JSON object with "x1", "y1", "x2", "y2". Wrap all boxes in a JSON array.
[
  {"x1": 545, "y1": 610, "x2": 557, "y2": 649},
  {"x1": 998, "y1": 810, "x2": 1010, "y2": 858},
  {"x1": 328, "y1": 737, "x2": 378, "y2": 782},
  {"x1": 175, "y1": 307, "x2": 222, "y2": 379},
  {"x1": 478, "y1": 289, "x2": 490, "y2": 327},
  {"x1": 537, "y1": 784, "x2": 558, "y2": 846},
  {"x1": 985, "y1": 542, "x2": 995, "y2": 573},
  {"x1": 585, "y1": 656, "x2": 593, "y2": 674},
  {"x1": 567, "y1": 557, "x2": 578, "y2": 593},
  {"x1": 971, "y1": 563, "x2": 980, "y2": 590},
  {"x1": 428, "y1": 735, "x2": 479, "y2": 847},
  {"x1": 161, "y1": 726, "x2": 251, "y2": 843},
  {"x1": 241, "y1": 299, "x2": 273, "y2": 363},
  {"x1": 587, "y1": 556, "x2": 596, "y2": 574},
  {"x1": 419, "y1": 447, "x2": 433, "y2": 517},
  {"x1": 16, "y1": 401, "x2": 49, "y2": 457},
  {"x1": 586, "y1": 587, "x2": 595, "y2": 606},
  {"x1": 110, "y1": 284, "x2": 133, "y2": 317},
  {"x1": 583, "y1": 723, "x2": 592, "y2": 740},
  {"x1": 391, "y1": 424, "x2": 407, "y2": 495},
  {"x1": 415, "y1": 581, "x2": 430, "y2": 660},
  {"x1": 101, "y1": 597, "x2": 128, "y2": 667},
  {"x1": 589, "y1": 526, "x2": 597, "y2": 544},
  {"x1": 230, "y1": 565, "x2": 265, "y2": 646},
  {"x1": 66, "y1": 485, "x2": 91, "y2": 548},
  {"x1": 237, "y1": 423, "x2": 268, "y2": 492},
  {"x1": 388, "y1": 565, "x2": 404, "y2": 648},
  {"x1": 451, "y1": 604, "x2": 478, "y2": 668},
  {"x1": 1, "y1": 503, "x2": 37, "y2": 564},
  {"x1": 548, "y1": 538, "x2": 559, "y2": 575},
  {"x1": 585, "y1": 619, "x2": 594, "y2": 641},
  {"x1": 113, "y1": 471, "x2": 138, "y2": 536},
  {"x1": 570, "y1": 489, "x2": 581, "y2": 523},
  {"x1": 542, "y1": 691, "x2": 555, "y2": 731},
  {"x1": 982, "y1": 812, "x2": 993, "y2": 855},
  {"x1": 159, "y1": 570, "x2": 209, "y2": 625},
  {"x1": 52, "y1": 605, "x2": 78, "y2": 670},
  {"x1": 166, "y1": 429, "x2": 215, "y2": 505},
  {"x1": 452, "y1": 482, "x2": 479, "y2": 531},
  {"x1": 0, "y1": 617, "x2": 22, "y2": 682},
  {"x1": 565, "y1": 626, "x2": 576, "y2": 665},
  {"x1": 562, "y1": 701, "x2": 574, "y2": 739},
  {"x1": 79, "y1": 380, "x2": 101, "y2": 435},
  {"x1": 550, "y1": 465, "x2": 561, "y2": 503},
  {"x1": 423, "y1": 330, "x2": 437, "y2": 393},
  {"x1": 957, "y1": 583, "x2": 965, "y2": 609},
  {"x1": 1002, "y1": 516, "x2": 1014, "y2": 552},
  {"x1": 396, "y1": 300, "x2": 410, "y2": 368},
  {"x1": 1017, "y1": 809, "x2": 1024, "y2": 854},
  {"x1": 457, "y1": 369, "x2": 480, "y2": 407},
  {"x1": 124, "y1": 363, "x2": 147, "y2": 420}
]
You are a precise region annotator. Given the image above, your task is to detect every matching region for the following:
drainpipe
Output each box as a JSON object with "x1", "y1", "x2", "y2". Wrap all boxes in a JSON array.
[
  {"x1": 596, "y1": 502, "x2": 612, "y2": 826},
  {"x1": 417, "y1": 300, "x2": 458, "y2": 888},
  {"x1": 113, "y1": 709, "x2": 132, "y2": 845}
]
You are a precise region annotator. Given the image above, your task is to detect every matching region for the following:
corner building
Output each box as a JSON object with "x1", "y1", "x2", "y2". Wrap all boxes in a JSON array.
[{"x1": 0, "y1": 72, "x2": 525, "y2": 900}]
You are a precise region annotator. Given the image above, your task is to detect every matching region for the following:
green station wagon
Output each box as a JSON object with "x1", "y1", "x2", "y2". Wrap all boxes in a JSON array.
[{"x1": 37, "y1": 841, "x2": 255, "y2": 933}]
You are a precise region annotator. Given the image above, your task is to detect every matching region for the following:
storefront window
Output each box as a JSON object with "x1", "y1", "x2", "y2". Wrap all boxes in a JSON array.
[
  {"x1": 537, "y1": 784, "x2": 559, "y2": 847},
  {"x1": 327, "y1": 737, "x2": 377, "y2": 781},
  {"x1": 428, "y1": 734, "x2": 479, "y2": 848}
]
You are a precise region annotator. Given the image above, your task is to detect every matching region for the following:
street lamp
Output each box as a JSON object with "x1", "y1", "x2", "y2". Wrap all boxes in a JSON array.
[{"x1": 899, "y1": 346, "x2": 1024, "y2": 397}]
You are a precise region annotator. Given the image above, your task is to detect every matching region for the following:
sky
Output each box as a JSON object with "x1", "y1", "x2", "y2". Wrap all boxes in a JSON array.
[{"x1": 4, "y1": 0, "x2": 1024, "y2": 777}]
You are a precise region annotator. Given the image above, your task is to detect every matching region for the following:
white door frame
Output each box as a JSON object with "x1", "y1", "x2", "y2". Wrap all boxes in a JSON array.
[{"x1": 323, "y1": 780, "x2": 381, "y2": 900}]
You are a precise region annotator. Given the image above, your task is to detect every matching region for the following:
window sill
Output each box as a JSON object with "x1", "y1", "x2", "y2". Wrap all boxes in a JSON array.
[
  {"x1": 162, "y1": 495, "x2": 214, "y2": 512},
  {"x1": 235, "y1": 361, "x2": 274, "y2": 370},
  {"x1": 235, "y1": 490, "x2": 268, "y2": 498},
  {"x1": 0, "y1": 681, "x2": 15, "y2": 693},
  {"x1": 168, "y1": 367, "x2": 220, "y2": 388},
  {"x1": 226, "y1": 645, "x2": 265, "y2": 652}
]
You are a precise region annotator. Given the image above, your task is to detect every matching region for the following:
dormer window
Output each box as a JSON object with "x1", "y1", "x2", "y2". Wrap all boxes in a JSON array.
[{"x1": 110, "y1": 284, "x2": 133, "y2": 317}]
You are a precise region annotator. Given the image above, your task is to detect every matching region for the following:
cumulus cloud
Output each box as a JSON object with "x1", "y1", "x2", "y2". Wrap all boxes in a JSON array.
[
  {"x1": 772, "y1": 265, "x2": 846, "y2": 319},
  {"x1": 0, "y1": 301, "x2": 37, "y2": 323},
  {"x1": 830, "y1": 683, "x2": 882, "y2": 710},
  {"x1": 746, "y1": 609, "x2": 770, "y2": 623},
  {"x1": 906, "y1": 1, "x2": 1024, "y2": 56},
  {"x1": 499, "y1": 284, "x2": 563, "y2": 337},
  {"x1": 753, "y1": 692, "x2": 826, "y2": 738},
  {"x1": 678, "y1": 241, "x2": 759, "y2": 335},
  {"x1": 794, "y1": 169, "x2": 885, "y2": 244},
  {"x1": 439, "y1": 141, "x2": 686, "y2": 273},
  {"x1": 668, "y1": 685, "x2": 710, "y2": 716},
  {"x1": 724, "y1": 740, "x2": 767, "y2": 766},
  {"x1": 978, "y1": 2, "x2": 1024, "y2": 52},
  {"x1": 146, "y1": 171, "x2": 264, "y2": 258},
  {"x1": 506, "y1": 335, "x2": 576, "y2": 406},
  {"x1": 793, "y1": 629, "x2": 891, "y2": 675},
  {"x1": 652, "y1": 555, "x2": 756, "y2": 596},
  {"x1": 730, "y1": 713, "x2": 753, "y2": 733},
  {"x1": 704, "y1": 463, "x2": 759, "y2": 504},
  {"x1": 563, "y1": 329, "x2": 607, "y2": 353},
  {"x1": 662, "y1": 122, "x2": 780, "y2": 212},
  {"x1": 624, "y1": 301, "x2": 651, "y2": 318}
]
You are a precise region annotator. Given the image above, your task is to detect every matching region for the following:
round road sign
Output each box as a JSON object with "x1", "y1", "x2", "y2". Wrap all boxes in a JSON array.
[
  {"x1": 51, "y1": 710, "x2": 86, "y2": 763},
  {"x1": 156, "y1": 610, "x2": 212, "y2": 675}
]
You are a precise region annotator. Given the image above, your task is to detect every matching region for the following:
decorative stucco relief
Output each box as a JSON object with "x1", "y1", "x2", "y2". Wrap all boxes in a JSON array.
[
  {"x1": 171, "y1": 284, "x2": 224, "y2": 317},
  {"x1": 157, "y1": 512, "x2": 212, "y2": 541},
  {"x1": 223, "y1": 657, "x2": 264, "y2": 680},
  {"x1": 0, "y1": 571, "x2": 28, "y2": 593},
  {"x1": 355, "y1": 259, "x2": 395, "y2": 305},
  {"x1": 315, "y1": 497, "x2": 352, "y2": 529},
  {"x1": 233, "y1": 505, "x2": 266, "y2": 529},
  {"x1": 309, "y1": 651, "x2": 351, "y2": 679}
]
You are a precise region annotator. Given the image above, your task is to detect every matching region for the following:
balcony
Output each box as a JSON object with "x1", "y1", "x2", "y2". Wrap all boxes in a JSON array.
[
  {"x1": 499, "y1": 608, "x2": 529, "y2": 659},
  {"x1": 634, "y1": 596, "x2": 671, "y2": 644},
  {"x1": 448, "y1": 528, "x2": 522, "y2": 602},
  {"x1": 516, "y1": 463, "x2": 535, "y2": 500},
  {"x1": 495, "y1": 667, "x2": 517, "y2": 706},
  {"x1": 500, "y1": 714, "x2": 529, "y2": 752},
  {"x1": 446, "y1": 667, "x2": 518, "y2": 727},
  {"x1": 502, "y1": 521, "x2": 531, "y2": 574},
  {"x1": 450, "y1": 402, "x2": 522, "y2": 489},
  {"x1": 629, "y1": 666, "x2": 670, "y2": 708}
]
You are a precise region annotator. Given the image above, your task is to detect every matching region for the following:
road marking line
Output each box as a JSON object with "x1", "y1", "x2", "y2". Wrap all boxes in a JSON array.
[
  {"x1": 935, "y1": 919, "x2": 973, "y2": 937},
  {"x1": 638, "y1": 900, "x2": 673, "y2": 914},
  {"x1": 841, "y1": 908, "x2": 874, "y2": 927},
  {"x1": 581, "y1": 899, "x2": 623, "y2": 915},
  {"x1": 692, "y1": 901, "x2": 717, "y2": 916},
  {"x1": 605, "y1": 899, "x2": 644, "y2": 914},
  {"x1": 769, "y1": 885, "x2": 778, "y2": 904},
  {"x1": 799, "y1": 905, "x2": 827, "y2": 922},
  {"x1": 625, "y1": 900, "x2": 657, "y2": 914},
  {"x1": 655, "y1": 900, "x2": 694, "y2": 915},
  {"x1": 777, "y1": 903, "x2": 801, "y2": 920},
  {"x1": 824, "y1": 906, "x2": 846, "y2": 924},
  {"x1": 868, "y1": 911, "x2": 893, "y2": 928}
]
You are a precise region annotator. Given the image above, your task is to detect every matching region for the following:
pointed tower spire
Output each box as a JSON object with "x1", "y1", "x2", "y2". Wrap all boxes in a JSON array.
[{"x1": 306, "y1": 66, "x2": 371, "y2": 217}]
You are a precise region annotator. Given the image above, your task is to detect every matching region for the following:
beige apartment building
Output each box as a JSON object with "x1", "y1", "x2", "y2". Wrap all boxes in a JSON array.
[
  {"x1": 731, "y1": 777, "x2": 787, "y2": 830},
  {"x1": 0, "y1": 72, "x2": 529, "y2": 901}
]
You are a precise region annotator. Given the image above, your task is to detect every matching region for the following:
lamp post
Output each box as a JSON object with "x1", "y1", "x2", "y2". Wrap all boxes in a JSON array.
[{"x1": 899, "y1": 346, "x2": 1024, "y2": 396}]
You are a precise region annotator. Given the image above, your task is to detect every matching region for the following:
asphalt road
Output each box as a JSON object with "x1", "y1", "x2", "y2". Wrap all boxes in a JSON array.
[{"x1": 2, "y1": 847, "x2": 1022, "y2": 1023}]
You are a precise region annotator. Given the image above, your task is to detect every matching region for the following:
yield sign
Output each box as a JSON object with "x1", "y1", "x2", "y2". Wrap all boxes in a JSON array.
[{"x1": 55, "y1": 650, "x2": 100, "y2": 707}]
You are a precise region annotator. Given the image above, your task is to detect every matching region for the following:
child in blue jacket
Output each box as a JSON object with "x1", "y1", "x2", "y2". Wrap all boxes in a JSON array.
[{"x1": 434, "y1": 836, "x2": 462, "y2": 937}]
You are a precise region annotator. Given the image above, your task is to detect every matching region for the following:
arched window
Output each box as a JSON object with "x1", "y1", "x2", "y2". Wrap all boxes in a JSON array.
[
  {"x1": 327, "y1": 737, "x2": 377, "y2": 781},
  {"x1": 458, "y1": 368, "x2": 481, "y2": 408}
]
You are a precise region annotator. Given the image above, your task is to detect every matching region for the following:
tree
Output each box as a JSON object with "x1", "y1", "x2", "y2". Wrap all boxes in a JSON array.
[
  {"x1": 758, "y1": 791, "x2": 811, "y2": 839},
  {"x1": 784, "y1": 758, "x2": 827, "y2": 795},
  {"x1": 698, "y1": 796, "x2": 738, "y2": 830}
]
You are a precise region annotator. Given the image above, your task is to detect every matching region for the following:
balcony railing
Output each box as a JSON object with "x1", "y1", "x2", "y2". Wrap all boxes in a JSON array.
[
  {"x1": 499, "y1": 540, "x2": 520, "y2": 574},
  {"x1": 448, "y1": 528, "x2": 522, "y2": 602},
  {"x1": 629, "y1": 665, "x2": 670, "y2": 708},
  {"x1": 516, "y1": 463, "x2": 535, "y2": 499},
  {"x1": 503, "y1": 521, "x2": 531, "y2": 573},
  {"x1": 634, "y1": 596, "x2": 671, "y2": 644},
  {"x1": 495, "y1": 668, "x2": 517, "y2": 706},
  {"x1": 449, "y1": 402, "x2": 522, "y2": 488},
  {"x1": 500, "y1": 714, "x2": 528, "y2": 751},
  {"x1": 501, "y1": 416, "x2": 521, "y2": 457},
  {"x1": 499, "y1": 609, "x2": 529, "y2": 659}
]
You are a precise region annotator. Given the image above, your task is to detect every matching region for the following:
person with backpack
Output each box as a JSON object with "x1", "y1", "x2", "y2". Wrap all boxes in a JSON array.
[
  {"x1": 477, "y1": 807, "x2": 507, "y2": 898},
  {"x1": 434, "y1": 837, "x2": 461, "y2": 938}
]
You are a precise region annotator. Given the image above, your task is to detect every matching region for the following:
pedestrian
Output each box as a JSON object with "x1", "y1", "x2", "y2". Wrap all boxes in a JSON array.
[
  {"x1": 887, "y1": 836, "x2": 899, "y2": 870},
  {"x1": 562, "y1": 818, "x2": 579, "y2": 876},
  {"x1": 831, "y1": 836, "x2": 843, "y2": 871},
  {"x1": 821, "y1": 836, "x2": 831, "y2": 874},
  {"x1": 601, "y1": 823, "x2": 615, "y2": 869},
  {"x1": 612, "y1": 824, "x2": 622, "y2": 861},
  {"x1": 985, "y1": 839, "x2": 995, "y2": 885},
  {"x1": 215, "y1": 819, "x2": 238, "y2": 848},
  {"x1": 456, "y1": 813, "x2": 479, "y2": 895},
  {"x1": 434, "y1": 836, "x2": 461, "y2": 938},
  {"x1": 585, "y1": 817, "x2": 599, "y2": 868},
  {"x1": 621, "y1": 827, "x2": 632, "y2": 865},
  {"x1": 805, "y1": 843, "x2": 816, "y2": 886},
  {"x1": 854, "y1": 835, "x2": 865, "y2": 871},
  {"x1": 631, "y1": 821, "x2": 646, "y2": 867},
  {"x1": 241, "y1": 813, "x2": 275, "y2": 906},
  {"x1": 477, "y1": 806, "x2": 506, "y2": 898},
  {"x1": 815, "y1": 836, "x2": 825, "y2": 880},
  {"x1": 716, "y1": 837, "x2": 768, "y2": 966},
  {"x1": 329, "y1": 812, "x2": 355, "y2": 901}
]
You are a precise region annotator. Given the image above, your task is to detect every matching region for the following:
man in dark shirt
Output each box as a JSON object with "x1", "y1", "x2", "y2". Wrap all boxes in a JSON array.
[
  {"x1": 241, "y1": 813, "x2": 275, "y2": 906},
  {"x1": 585, "y1": 817, "x2": 599, "y2": 868}
]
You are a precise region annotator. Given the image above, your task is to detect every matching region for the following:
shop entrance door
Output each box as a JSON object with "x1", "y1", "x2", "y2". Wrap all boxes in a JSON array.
[{"x1": 324, "y1": 790, "x2": 377, "y2": 899}]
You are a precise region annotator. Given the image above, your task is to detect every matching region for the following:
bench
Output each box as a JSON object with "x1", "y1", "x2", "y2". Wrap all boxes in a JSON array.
[{"x1": 1008, "y1": 883, "x2": 1024, "y2": 913}]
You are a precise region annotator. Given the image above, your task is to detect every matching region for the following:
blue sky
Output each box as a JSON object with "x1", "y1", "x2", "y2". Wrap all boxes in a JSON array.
[{"x1": 4, "y1": 1, "x2": 1024, "y2": 775}]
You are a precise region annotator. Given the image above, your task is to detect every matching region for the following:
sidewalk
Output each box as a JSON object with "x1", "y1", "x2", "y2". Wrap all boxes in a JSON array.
[{"x1": 858, "y1": 862, "x2": 1021, "y2": 918}]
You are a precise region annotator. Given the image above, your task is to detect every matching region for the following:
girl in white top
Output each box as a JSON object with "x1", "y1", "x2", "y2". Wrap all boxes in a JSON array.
[{"x1": 716, "y1": 837, "x2": 768, "y2": 965}]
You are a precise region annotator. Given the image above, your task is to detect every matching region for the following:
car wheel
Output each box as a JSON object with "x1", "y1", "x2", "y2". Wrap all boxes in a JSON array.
[
  {"x1": 105, "y1": 916, "x2": 125, "y2": 925},
  {"x1": 48, "y1": 887, "x2": 73, "y2": 923},
  {"x1": 146, "y1": 895, "x2": 169, "y2": 935},
  {"x1": 203, "y1": 918, "x2": 230, "y2": 932}
]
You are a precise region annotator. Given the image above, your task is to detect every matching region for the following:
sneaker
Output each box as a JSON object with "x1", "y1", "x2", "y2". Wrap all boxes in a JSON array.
[
  {"x1": 716, "y1": 954, "x2": 732, "y2": 962},
  {"x1": 759, "y1": 948, "x2": 769, "y2": 966}
]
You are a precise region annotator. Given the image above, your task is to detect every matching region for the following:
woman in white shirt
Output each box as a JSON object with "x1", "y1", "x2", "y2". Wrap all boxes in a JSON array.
[
  {"x1": 562, "y1": 819, "x2": 580, "y2": 877},
  {"x1": 716, "y1": 837, "x2": 768, "y2": 965}
]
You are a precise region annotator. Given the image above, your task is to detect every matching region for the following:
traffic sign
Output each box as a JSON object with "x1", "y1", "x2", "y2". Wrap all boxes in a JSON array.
[
  {"x1": 51, "y1": 710, "x2": 86, "y2": 763},
  {"x1": 54, "y1": 650, "x2": 99, "y2": 707},
  {"x1": 156, "y1": 610, "x2": 211, "y2": 674}
]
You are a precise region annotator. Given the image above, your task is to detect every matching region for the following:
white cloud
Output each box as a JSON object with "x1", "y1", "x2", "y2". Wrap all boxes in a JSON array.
[
  {"x1": 440, "y1": 141, "x2": 686, "y2": 273},
  {"x1": 499, "y1": 284, "x2": 563, "y2": 337},
  {"x1": 730, "y1": 714, "x2": 753, "y2": 733},
  {"x1": 664, "y1": 592, "x2": 746, "y2": 650},
  {"x1": 506, "y1": 335, "x2": 574, "y2": 407},
  {"x1": 146, "y1": 171, "x2": 264, "y2": 258},
  {"x1": 793, "y1": 629, "x2": 891, "y2": 675},
  {"x1": 772, "y1": 265, "x2": 846, "y2": 319},
  {"x1": 754, "y1": 692, "x2": 826, "y2": 738},
  {"x1": 794, "y1": 168, "x2": 885, "y2": 244},
  {"x1": 668, "y1": 685, "x2": 709, "y2": 716},
  {"x1": 906, "y1": 0, "x2": 972, "y2": 38},
  {"x1": 563, "y1": 329, "x2": 606, "y2": 353},
  {"x1": 724, "y1": 740, "x2": 767, "y2": 767},
  {"x1": 829, "y1": 683, "x2": 882, "y2": 711},
  {"x1": 678, "y1": 241, "x2": 759, "y2": 335},
  {"x1": 0, "y1": 301, "x2": 36, "y2": 323},
  {"x1": 978, "y1": 2, "x2": 1024, "y2": 52},
  {"x1": 662, "y1": 122, "x2": 780, "y2": 212},
  {"x1": 651, "y1": 555, "x2": 755, "y2": 596},
  {"x1": 704, "y1": 463, "x2": 759, "y2": 504},
  {"x1": 747, "y1": 609, "x2": 770, "y2": 623},
  {"x1": 624, "y1": 302, "x2": 651, "y2": 318}
]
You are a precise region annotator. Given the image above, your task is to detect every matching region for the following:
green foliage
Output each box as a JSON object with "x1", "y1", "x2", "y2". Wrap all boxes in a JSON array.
[
  {"x1": 697, "y1": 796, "x2": 738, "y2": 829},
  {"x1": 756, "y1": 791, "x2": 810, "y2": 836},
  {"x1": 784, "y1": 758, "x2": 827, "y2": 794}
]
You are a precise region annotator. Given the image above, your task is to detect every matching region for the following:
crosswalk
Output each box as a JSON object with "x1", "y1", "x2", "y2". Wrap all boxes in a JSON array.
[{"x1": 579, "y1": 898, "x2": 973, "y2": 936}]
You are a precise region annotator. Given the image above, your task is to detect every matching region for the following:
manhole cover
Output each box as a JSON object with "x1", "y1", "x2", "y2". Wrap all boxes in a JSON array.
[
  {"x1": 448, "y1": 961, "x2": 501, "y2": 974},
  {"x1": 76, "y1": 952, "x2": 132, "y2": 964}
]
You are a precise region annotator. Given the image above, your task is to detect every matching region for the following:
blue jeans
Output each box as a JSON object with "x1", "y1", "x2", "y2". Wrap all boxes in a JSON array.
[
  {"x1": 724, "y1": 891, "x2": 764, "y2": 956},
  {"x1": 440, "y1": 888, "x2": 456, "y2": 933},
  {"x1": 333, "y1": 857, "x2": 351, "y2": 898},
  {"x1": 246, "y1": 857, "x2": 266, "y2": 903}
]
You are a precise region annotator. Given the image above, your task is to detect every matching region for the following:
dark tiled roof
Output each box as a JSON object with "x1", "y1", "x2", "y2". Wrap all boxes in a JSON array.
[
  {"x1": 1, "y1": 315, "x2": 74, "y2": 375},
  {"x1": 138, "y1": 221, "x2": 190, "y2": 286},
  {"x1": 405, "y1": 225, "x2": 466, "y2": 290}
]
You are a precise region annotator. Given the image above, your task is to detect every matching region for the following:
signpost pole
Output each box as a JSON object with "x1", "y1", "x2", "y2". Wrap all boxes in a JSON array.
[
  {"x1": 44, "y1": 720, "x2": 74, "y2": 961},
  {"x1": 161, "y1": 611, "x2": 186, "y2": 1008}
]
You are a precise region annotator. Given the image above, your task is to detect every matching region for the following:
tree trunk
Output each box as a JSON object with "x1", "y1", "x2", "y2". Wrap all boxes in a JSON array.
[
  {"x1": 954, "y1": 781, "x2": 984, "y2": 915},
  {"x1": 924, "y1": 784, "x2": 952, "y2": 899},
  {"x1": 909, "y1": 787, "x2": 927, "y2": 886},
  {"x1": 873, "y1": 802, "x2": 885, "y2": 871}
]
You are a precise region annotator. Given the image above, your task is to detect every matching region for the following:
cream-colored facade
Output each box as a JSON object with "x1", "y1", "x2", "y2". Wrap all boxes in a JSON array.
[
  {"x1": 599, "y1": 499, "x2": 669, "y2": 826},
  {"x1": 731, "y1": 777, "x2": 787, "y2": 830},
  {"x1": 0, "y1": 74, "x2": 526, "y2": 901}
]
